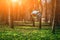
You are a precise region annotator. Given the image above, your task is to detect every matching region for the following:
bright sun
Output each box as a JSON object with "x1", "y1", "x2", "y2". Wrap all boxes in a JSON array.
[{"x1": 11, "y1": 0, "x2": 18, "y2": 3}]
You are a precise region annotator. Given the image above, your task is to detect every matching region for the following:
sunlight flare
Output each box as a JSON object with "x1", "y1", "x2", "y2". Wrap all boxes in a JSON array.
[{"x1": 11, "y1": 0, "x2": 18, "y2": 3}]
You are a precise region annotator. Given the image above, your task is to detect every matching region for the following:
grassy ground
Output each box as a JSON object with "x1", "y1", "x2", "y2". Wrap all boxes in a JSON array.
[{"x1": 0, "y1": 25, "x2": 60, "y2": 40}]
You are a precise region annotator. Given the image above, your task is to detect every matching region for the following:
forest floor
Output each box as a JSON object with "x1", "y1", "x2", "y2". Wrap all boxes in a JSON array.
[{"x1": 0, "y1": 25, "x2": 60, "y2": 40}]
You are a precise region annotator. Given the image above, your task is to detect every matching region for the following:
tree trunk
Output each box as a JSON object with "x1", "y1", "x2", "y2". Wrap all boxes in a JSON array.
[
  {"x1": 45, "y1": 0, "x2": 48, "y2": 23},
  {"x1": 8, "y1": 8, "x2": 14, "y2": 28},
  {"x1": 52, "y1": 0, "x2": 56, "y2": 34},
  {"x1": 31, "y1": 15, "x2": 35, "y2": 27},
  {"x1": 38, "y1": 0, "x2": 43, "y2": 29},
  {"x1": 9, "y1": 12, "x2": 14, "y2": 28},
  {"x1": 39, "y1": 16, "x2": 41, "y2": 29}
]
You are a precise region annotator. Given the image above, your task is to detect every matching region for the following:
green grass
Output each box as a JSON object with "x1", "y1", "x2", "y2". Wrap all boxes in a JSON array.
[{"x1": 0, "y1": 25, "x2": 60, "y2": 40}]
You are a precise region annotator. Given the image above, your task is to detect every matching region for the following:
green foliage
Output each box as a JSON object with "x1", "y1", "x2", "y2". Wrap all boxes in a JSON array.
[{"x1": 0, "y1": 26, "x2": 60, "y2": 40}]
